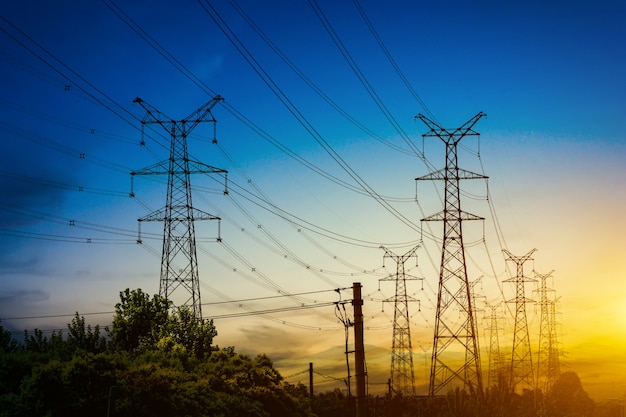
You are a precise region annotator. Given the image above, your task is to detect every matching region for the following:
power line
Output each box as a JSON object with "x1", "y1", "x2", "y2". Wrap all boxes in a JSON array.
[{"x1": 197, "y1": 0, "x2": 422, "y2": 235}]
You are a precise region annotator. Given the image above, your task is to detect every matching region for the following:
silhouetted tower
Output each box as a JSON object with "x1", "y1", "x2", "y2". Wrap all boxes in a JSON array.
[
  {"x1": 464, "y1": 278, "x2": 485, "y2": 382},
  {"x1": 485, "y1": 302, "x2": 504, "y2": 388},
  {"x1": 503, "y1": 249, "x2": 536, "y2": 392},
  {"x1": 416, "y1": 112, "x2": 486, "y2": 396},
  {"x1": 536, "y1": 271, "x2": 561, "y2": 392},
  {"x1": 548, "y1": 297, "x2": 561, "y2": 384},
  {"x1": 379, "y1": 245, "x2": 423, "y2": 396},
  {"x1": 131, "y1": 95, "x2": 227, "y2": 319}
]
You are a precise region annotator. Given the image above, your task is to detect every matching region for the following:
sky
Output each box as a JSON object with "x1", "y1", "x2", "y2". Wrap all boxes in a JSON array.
[{"x1": 1, "y1": 0, "x2": 625, "y2": 400}]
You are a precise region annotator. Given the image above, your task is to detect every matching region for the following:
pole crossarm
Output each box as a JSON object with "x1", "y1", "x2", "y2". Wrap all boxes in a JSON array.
[
  {"x1": 416, "y1": 112, "x2": 486, "y2": 143},
  {"x1": 421, "y1": 210, "x2": 484, "y2": 222},
  {"x1": 133, "y1": 95, "x2": 224, "y2": 136},
  {"x1": 415, "y1": 167, "x2": 487, "y2": 182},
  {"x1": 139, "y1": 207, "x2": 220, "y2": 223},
  {"x1": 131, "y1": 160, "x2": 228, "y2": 176}
]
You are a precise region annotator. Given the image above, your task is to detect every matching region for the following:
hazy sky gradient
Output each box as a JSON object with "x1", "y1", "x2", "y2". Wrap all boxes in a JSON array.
[{"x1": 1, "y1": 0, "x2": 624, "y2": 399}]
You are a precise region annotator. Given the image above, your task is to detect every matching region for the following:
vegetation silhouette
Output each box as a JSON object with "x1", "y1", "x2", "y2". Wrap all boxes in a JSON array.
[{"x1": 0, "y1": 288, "x2": 618, "y2": 417}]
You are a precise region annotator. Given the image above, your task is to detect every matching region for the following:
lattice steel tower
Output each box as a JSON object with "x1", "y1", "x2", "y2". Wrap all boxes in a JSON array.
[
  {"x1": 503, "y1": 249, "x2": 536, "y2": 392},
  {"x1": 416, "y1": 112, "x2": 486, "y2": 396},
  {"x1": 534, "y1": 270, "x2": 560, "y2": 392},
  {"x1": 131, "y1": 95, "x2": 227, "y2": 318},
  {"x1": 379, "y1": 245, "x2": 423, "y2": 396},
  {"x1": 485, "y1": 302, "x2": 504, "y2": 388}
]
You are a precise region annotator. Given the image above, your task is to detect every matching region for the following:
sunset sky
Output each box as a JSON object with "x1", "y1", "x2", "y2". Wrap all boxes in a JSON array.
[{"x1": 1, "y1": 0, "x2": 624, "y2": 400}]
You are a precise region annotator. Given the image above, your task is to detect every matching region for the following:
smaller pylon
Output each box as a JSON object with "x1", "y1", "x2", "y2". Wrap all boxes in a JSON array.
[
  {"x1": 534, "y1": 270, "x2": 555, "y2": 393},
  {"x1": 484, "y1": 302, "x2": 504, "y2": 388},
  {"x1": 503, "y1": 249, "x2": 537, "y2": 393},
  {"x1": 379, "y1": 245, "x2": 423, "y2": 397},
  {"x1": 547, "y1": 297, "x2": 561, "y2": 386}
]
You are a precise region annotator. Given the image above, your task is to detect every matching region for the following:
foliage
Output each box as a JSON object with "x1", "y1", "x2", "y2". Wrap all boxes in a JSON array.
[
  {"x1": 0, "y1": 290, "x2": 601, "y2": 417},
  {"x1": 546, "y1": 371, "x2": 595, "y2": 417},
  {"x1": 0, "y1": 288, "x2": 311, "y2": 417}
]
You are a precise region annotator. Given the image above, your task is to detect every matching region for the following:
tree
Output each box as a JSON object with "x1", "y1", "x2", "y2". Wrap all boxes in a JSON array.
[
  {"x1": 108, "y1": 288, "x2": 171, "y2": 352},
  {"x1": 161, "y1": 306, "x2": 217, "y2": 359},
  {"x1": 67, "y1": 313, "x2": 107, "y2": 353},
  {"x1": 547, "y1": 372, "x2": 594, "y2": 417}
]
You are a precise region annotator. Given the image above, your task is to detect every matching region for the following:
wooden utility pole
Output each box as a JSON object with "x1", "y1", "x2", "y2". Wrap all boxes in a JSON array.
[
  {"x1": 353, "y1": 282, "x2": 367, "y2": 417},
  {"x1": 309, "y1": 362, "x2": 314, "y2": 399}
]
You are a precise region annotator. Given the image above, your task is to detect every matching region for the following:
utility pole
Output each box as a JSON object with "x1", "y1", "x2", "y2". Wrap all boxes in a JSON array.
[
  {"x1": 131, "y1": 95, "x2": 227, "y2": 318},
  {"x1": 353, "y1": 282, "x2": 367, "y2": 417},
  {"x1": 309, "y1": 362, "x2": 314, "y2": 399},
  {"x1": 416, "y1": 112, "x2": 486, "y2": 396},
  {"x1": 504, "y1": 249, "x2": 536, "y2": 392},
  {"x1": 379, "y1": 245, "x2": 422, "y2": 396}
]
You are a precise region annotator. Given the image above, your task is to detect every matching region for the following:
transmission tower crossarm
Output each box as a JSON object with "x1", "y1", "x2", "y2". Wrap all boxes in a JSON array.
[
  {"x1": 131, "y1": 160, "x2": 170, "y2": 176},
  {"x1": 133, "y1": 97, "x2": 172, "y2": 126},
  {"x1": 181, "y1": 94, "x2": 224, "y2": 131},
  {"x1": 415, "y1": 112, "x2": 486, "y2": 141},
  {"x1": 139, "y1": 207, "x2": 220, "y2": 223},
  {"x1": 131, "y1": 159, "x2": 227, "y2": 177},
  {"x1": 133, "y1": 95, "x2": 224, "y2": 136},
  {"x1": 421, "y1": 210, "x2": 484, "y2": 222},
  {"x1": 415, "y1": 167, "x2": 487, "y2": 181}
]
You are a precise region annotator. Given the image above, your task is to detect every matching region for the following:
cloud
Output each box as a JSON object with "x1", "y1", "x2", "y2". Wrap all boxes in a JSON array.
[
  {"x1": 0, "y1": 288, "x2": 50, "y2": 305},
  {"x1": 0, "y1": 172, "x2": 71, "y2": 228},
  {"x1": 0, "y1": 253, "x2": 42, "y2": 275}
]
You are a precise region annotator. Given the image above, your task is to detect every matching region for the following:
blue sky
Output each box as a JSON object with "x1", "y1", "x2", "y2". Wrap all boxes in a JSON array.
[{"x1": 1, "y1": 0, "x2": 625, "y2": 398}]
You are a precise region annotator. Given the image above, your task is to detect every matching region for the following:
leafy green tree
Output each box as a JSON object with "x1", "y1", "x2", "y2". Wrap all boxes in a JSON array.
[
  {"x1": 161, "y1": 305, "x2": 218, "y2": 359},
  {"x1": 0, "y1": 321, "x2": 18, "y2": 353},
  {"x1": 22, "y1": 328, "x2": 66, "y2": 355},
  {"x1": 108, "y1": 288, "x2": 171, "y2": 352},
  {"x1": 67, "y1": 312, "x2": 107, "y2": 353},
  {"x1": 312, "y1": 388, "x2": 350, "y2": 417}
]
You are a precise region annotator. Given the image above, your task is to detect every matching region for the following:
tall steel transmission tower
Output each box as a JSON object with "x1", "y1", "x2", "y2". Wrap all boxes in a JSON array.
[
  {"x1": 534, "y1": 270, "x2": 560, "y2": 392},
  {"x1": 416, "y1": 112, "x2": 486, "y2": 396},
  {"x1": 131, "y1": 95, "x2": 227, "y2": 319},
  {"x1": 379, "y1": 245, "x2": 423, "y2": 396},
  {"x1": 503, "y1": 249, "x2": 536, "y2": 392}
]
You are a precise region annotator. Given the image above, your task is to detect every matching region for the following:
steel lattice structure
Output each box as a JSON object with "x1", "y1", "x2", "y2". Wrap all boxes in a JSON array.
[
  {"x1": 416, "y1": 112, "x2": 486, "y2": 396},
  {"x1": 485, "y1": 303, "x2": 504, "y2": 387},
  {"x1": 131, "y1": 95, "x2": 227, "y2": 319},
  {"x1": 503, "y1": 249, "x2": 536, "y2": 392},
  {"x1": 379, "y1": 245, "x2": 422, "y2": 396},
  {"x1": 534, "y1": 270, "x2": 560, "y2": 392}
]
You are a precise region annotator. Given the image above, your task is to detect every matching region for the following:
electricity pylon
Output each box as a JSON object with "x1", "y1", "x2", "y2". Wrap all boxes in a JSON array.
[
  {"x1": 548, "y1": 297, "x2": 561, "y2": 386},
  {"x1": 416, "y1": 112, "x2": 486, "y2": 396},
  {"x1": 379, "y1": 245, "x2": 423, "y2": 396},
  {"x1": 131, "y1": 95, "x2": 227, "y2": 319},
  {"x1": 484, "y1": 302, "x2": 504, "y2": 388},
  {"x1": 534, "y1": 270, "x2": 560, "y2": 392},
  {"x1": 503, "y1": 249, "x2": 536, "y2": 392}
]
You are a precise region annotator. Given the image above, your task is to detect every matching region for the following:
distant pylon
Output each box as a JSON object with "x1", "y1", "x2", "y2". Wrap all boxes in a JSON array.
[
  {"x1": 416, "y1": 112, "x2": 486, "y2": 396},
  {"x1": 484, "y1": 302, "x2": 504, "y2": 388},
  {"x1": 462, "y1": 278, "x2": 485, "y2": 384},
  {"x1": 534, "y1": 270, "x2": 560, "y2": 392},
  {"x1": 503, "y1": 249, "x2": 536, "y2": 392},
  {"x1": 379, "y1": 245, "x2": 423, "y2": 396},
  {"x1": 548, "y1": 297, "x2": 561, "y2": 385},
  {"x1": 131, "y1": 95, "x2": 227, "y2": 319}
]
